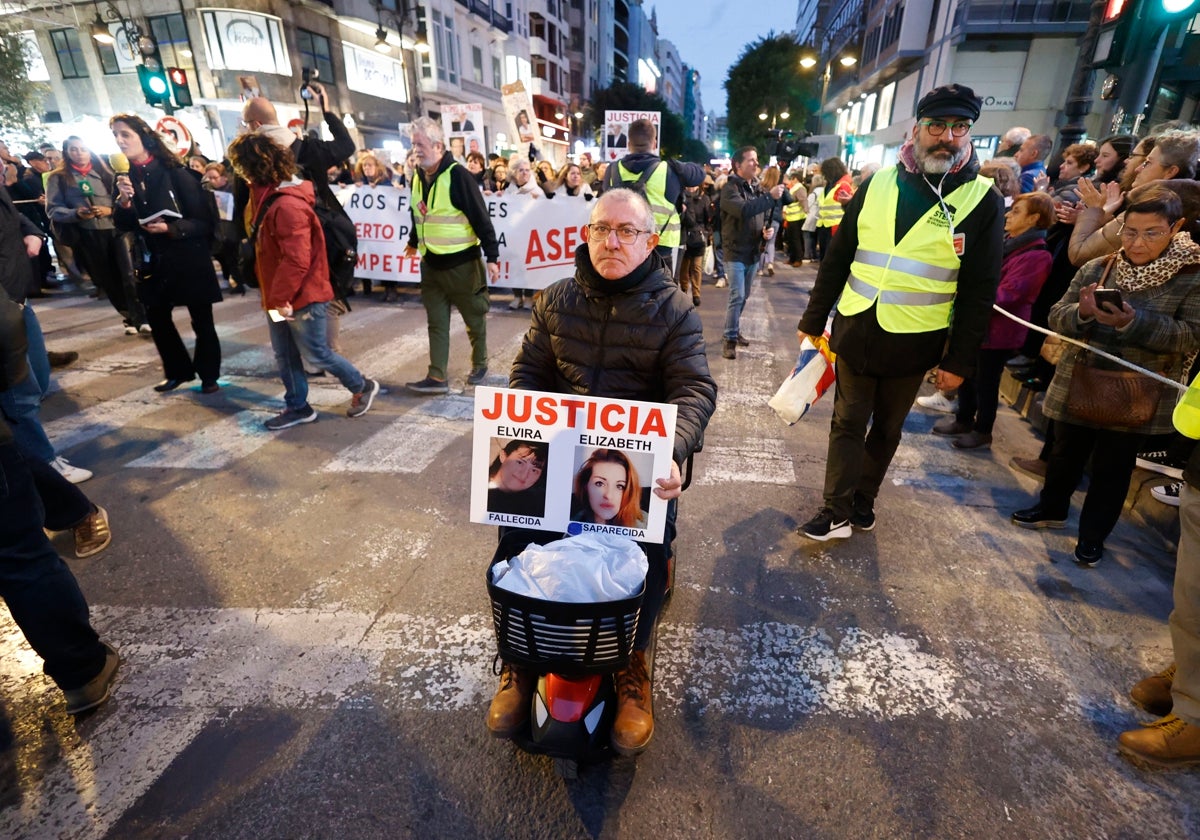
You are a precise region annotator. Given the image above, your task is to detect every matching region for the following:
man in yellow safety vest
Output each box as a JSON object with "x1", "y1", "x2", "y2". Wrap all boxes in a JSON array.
[
  {"x1": 404, "y1": 116, "x2": 501, "y2": 395},
  {"x1": 796, "y1": 84, "x2": 1005, "y2": 541}
]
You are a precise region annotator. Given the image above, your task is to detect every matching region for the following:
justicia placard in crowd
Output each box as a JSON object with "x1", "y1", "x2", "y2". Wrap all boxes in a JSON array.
[
  {"x1": 470, "y1": 387, "x2": 678, "y2": 543},
  {"x1": 337, "y1": 187, "x2": 592, "y2": 288}
]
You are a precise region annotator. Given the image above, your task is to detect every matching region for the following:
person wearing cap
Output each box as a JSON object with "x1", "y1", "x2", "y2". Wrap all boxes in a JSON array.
[{"x1": 796, "y1": 83, "x2": 1005, "y2": 540}]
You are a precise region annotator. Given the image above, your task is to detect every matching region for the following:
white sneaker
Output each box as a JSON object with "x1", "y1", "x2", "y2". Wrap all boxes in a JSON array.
[
  {"x1": 51, "y1": 456, "x2": 92, "y2": 484},
  {"x1": 123, "y1": 325, "x2": 138, "y2": 335},
  {"x1": 916, "y1": 392, "x2": 959, "y2": 414},
  {"x1": 715, "y1": 279, "x2": 727, "y2": 288},
  {"x1": 138, "y1": 324, "x2": 152, "y2": 334},
  {"x1": 1151, "y1": 482, "x2": 1183, "y2": 507}
]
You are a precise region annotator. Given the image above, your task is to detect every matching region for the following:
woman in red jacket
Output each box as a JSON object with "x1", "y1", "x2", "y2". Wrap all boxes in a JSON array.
[
  {"x1": 935, "y1": 192, "x2": 1055, "y2": 448},
  {"x1": 226, "y1": 134, "x2": 378, "y2": 431}
]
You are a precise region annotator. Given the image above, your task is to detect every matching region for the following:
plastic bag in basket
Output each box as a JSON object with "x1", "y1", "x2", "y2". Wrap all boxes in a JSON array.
[
  {"x1": 491, "y1": 532, "x2": 648, "y2": 603},
  {"x1": 768, "y1": 334, "x2": 836, "y2": 425}
]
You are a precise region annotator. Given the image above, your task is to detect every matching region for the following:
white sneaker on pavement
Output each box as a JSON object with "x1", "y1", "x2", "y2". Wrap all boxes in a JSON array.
[
  {"x1": 1151, "y1": 482, "x2": 1183, "y2": 507},
  {"x1": 51, "y1": 456, "x2": 92, "y2": 484},
  {"x1": 916, "y1": 392, "x2": 959, "y2": 414}
]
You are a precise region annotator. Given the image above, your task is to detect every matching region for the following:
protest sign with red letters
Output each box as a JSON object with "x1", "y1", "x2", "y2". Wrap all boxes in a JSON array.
[
  {"x1": 340, "y1": 186, "x2": 592, "y2": 288},
  {"x1": 470, "y1": 387, "x2": 678, "y2": 543}
]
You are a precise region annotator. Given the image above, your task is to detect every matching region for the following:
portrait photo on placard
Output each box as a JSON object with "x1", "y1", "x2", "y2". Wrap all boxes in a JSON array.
[
  {"x1": 569, "y1": 446, "x2": 652, "y2": 529},
  {"x1": 485, "y1": 437, "x2": 549, "y2": 518}
]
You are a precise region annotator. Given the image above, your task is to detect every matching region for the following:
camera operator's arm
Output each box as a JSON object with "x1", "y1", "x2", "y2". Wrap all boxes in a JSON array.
[{"x1": 302, "y1": 83, "x2": 356, "y2": 168}]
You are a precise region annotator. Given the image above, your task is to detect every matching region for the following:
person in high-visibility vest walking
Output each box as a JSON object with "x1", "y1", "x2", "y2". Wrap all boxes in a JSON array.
[
  {"x1": 404, "y1": 117, "x2": 501, "y2": 395},
  {"x1": 796, "y1": 84, "x2": 1005, "y2": 541},
  {"x1": 782, "y1": 171, "x2": 808, "y2": 266},
  {"x1": 814, "y1": 157, "x2": 854, "y2": 262}
]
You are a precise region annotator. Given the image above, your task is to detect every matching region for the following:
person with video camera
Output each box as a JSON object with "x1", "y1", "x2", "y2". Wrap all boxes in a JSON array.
[{"x1": 237, "y1": 76, "x2": 358, "y2": 347}]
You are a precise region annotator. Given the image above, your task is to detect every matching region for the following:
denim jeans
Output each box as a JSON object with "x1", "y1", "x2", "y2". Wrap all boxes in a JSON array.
[
  {"x1": 268, "y1": 302, "x2": 366, "y2": 411},
  {"x1": 722, "y1": 260, "x2": 755, "y2": 341},
  {"x1": 0, "y1": 441, "x2": 105, "y2": 691},
  {"x1": 0, "y1": 303, "x2": 55, "y2": 463}
]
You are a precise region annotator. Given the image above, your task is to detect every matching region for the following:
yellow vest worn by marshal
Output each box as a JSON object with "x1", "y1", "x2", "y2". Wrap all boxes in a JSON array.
[
  {"x1": 837, "y1": 166, "x2": 993, "y2": 334},
  {"x1": 616, "y1": 160, "x2": 681, "y2": 248},
  {"x1": 412, "y1": 162, "x2": 479, "y2": 256},
  {"x1": 817, "y1": 178, "x2": 848, "y2": 228},
  {"x1": 783, "y1": 184, "x2": 806, "y2": 222}
]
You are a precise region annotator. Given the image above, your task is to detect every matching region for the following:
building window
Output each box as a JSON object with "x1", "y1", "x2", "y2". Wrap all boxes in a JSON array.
[
  {"x1": 530, "y1": 13, "x2": 545, "y2": 40},
  {"x1": 432, "y1": 10, "x2": 458, "y2": 83},
  {"x1": 492, "y1": 54, "x2": 502, "y2": 87},
  {"x1": 296, "y1": 28, "x2": 334, "y2": 83},
  {"x1": 95, "y1": 40, "x2": 122, "y2": 75},
  {"x1": 148, "y1": 13, "x2": 194, "y2": 70},
  {"x1": 418, "y1": 7, "x2": 432, "y2": 79},
  {"x1": 473, "y1": 45, "x2": 484, "y2": 84},
  {"x1": 49, "y1": 28, "x2": 87, "y2": 79}
]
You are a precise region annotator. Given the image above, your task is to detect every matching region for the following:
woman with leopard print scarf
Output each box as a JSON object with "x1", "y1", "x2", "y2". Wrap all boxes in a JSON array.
[{"x1": 1011, "y1": 184, "x2": 1200, "y2": 568}]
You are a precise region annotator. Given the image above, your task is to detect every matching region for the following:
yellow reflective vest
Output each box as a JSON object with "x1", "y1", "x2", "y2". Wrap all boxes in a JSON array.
[
  {"x1": 412, "y1": 162, "x2": 479, "y2": 256},
  {"x1": 817, "y1": 176, "x2": 851, "y2": 228},
  {"x1": 616, "y1": 161, "x2": 680, "y2": 248},
  {"x1": 836, "y1": 166, "x2": 994, "y2": 334},
  {"x1": 783, "y1": 184, "x2": 806, "y2": 222}
]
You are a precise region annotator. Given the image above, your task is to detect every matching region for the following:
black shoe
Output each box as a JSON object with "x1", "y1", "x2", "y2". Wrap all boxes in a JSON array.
[
  {"x1": 62, "y1": 642, "x2": 120, "y2": 715},
  {"x1": 1011, "y1": 505, "x2": 1068, "y2": 529},
  {"x1": 800, "y1": 507, "x2": 852, "y2": 541},
  {"x1": 406, "y1": 376, "x2": 450, "y2": 395},
  {"x1": 200, "y1": 381, "x2": 220, "y2": 394},
  {"x1": 466, "y1": 366, "x2": 488, "y2": 386},
  {"x1": 850, "y1": 493, "x2": 876, "y2": 531},
  {"x1": 736, "y1": 334, "x2": 750, "y2": 347},
  {"x1": 154, "y1": 376, "x2": 195, "y2": 392},
  {"x1": 1074, "y1": 540, "x2": 1104, "y2": 567},
  {"x1": 47, "y1": 350, "x2": 78, "y2": 369},
  {"x1": 722, "y1": 340, "x2": 736, "y2": 360},
  {"x1": 265, "y1": 404, "x2": 318, "y2": 431}
]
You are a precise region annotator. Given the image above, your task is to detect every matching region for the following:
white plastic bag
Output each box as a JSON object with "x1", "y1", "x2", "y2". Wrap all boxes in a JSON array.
[
  {"x1": 491, "y1": 532, "x2": 648, "y2": 603},
  {"x1": 768, "y1": 335, "x2": 836, "y2": 425}
]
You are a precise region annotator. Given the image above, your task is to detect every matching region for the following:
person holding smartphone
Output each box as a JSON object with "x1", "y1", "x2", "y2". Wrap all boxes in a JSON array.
[{"x1": 1011, "y1": 184, "x2": 1200, "y2": 567}]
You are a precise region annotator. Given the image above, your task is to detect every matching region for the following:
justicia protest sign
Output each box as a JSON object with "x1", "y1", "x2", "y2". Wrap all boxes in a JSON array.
[{"x1": 470, "y1": 387, "x2": 679, "y2": 543}]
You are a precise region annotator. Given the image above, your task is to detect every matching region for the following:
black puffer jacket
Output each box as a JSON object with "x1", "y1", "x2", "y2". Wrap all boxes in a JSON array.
[{"x1": 510, "y1": 245, "x2": 717, "y2": 465}]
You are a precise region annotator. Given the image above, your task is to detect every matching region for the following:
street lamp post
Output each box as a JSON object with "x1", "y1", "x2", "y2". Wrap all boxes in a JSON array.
[
  {"x1": 800, "y1": 51, "x2": 857, "y2": 134},
  {"x1": 378, "y1": 1, "x2": 431, "y2": 123}
]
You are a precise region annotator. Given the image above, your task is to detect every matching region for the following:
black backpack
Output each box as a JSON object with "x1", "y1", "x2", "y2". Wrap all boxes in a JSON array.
[
  {"x1": 603, "y1": 160, "x2": 678, "y2": 236},
  {"x1": 313, "y1": 199, "x2": 358, "y2": 302}
]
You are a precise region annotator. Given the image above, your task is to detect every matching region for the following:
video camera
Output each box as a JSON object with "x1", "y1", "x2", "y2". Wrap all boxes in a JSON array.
[
  {"x1": 300, "y1": 67, "x2": 319, "y2": 101},
  {"x1": 765, "y1": 129, "x2": 819, "y2": 168}
]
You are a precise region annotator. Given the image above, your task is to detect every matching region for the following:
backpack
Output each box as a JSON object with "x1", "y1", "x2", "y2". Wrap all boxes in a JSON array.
[
  {"x1": 313, "y1": 199, "x2": 358, "y2": 303},
  {"x1": 603, "y1": 160, "x2": 680, "y2": 236}
]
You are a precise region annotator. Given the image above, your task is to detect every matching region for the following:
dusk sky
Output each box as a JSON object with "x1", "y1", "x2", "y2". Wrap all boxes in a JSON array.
[{"x1": 649, "y1": 4, "x2": 789, "y2": 118}]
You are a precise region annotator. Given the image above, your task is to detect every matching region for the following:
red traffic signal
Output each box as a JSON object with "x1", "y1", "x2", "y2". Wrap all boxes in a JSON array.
[{"x1": 166, "y1": 67, "x2": 192, "y2": 108}]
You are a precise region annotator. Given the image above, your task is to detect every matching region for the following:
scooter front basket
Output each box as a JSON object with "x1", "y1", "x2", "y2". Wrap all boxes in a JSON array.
[{"x1": 487, "y1": 558, "x2": 645, "y2": 675}]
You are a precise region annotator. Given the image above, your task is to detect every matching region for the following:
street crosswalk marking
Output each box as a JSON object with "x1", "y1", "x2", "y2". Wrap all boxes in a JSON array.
[
  {"x1": 0, "y1": 593, "x2": 1083, "y2": 838},
  {"x1": 699, "y1": 438, "x2": 797, "y2": 486}
]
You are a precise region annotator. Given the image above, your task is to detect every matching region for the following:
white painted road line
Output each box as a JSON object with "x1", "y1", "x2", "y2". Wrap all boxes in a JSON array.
[{"x1": 700, "y1": 439, "x2": 798, "y2": 485}]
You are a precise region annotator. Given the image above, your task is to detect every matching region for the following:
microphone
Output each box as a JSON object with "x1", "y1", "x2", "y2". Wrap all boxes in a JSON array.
[{"x1": 109, "y1": 152, "x2": 129, "y2": 175}]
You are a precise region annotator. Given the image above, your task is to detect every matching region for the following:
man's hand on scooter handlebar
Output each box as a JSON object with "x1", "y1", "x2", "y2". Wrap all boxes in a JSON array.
[{"x1": 653, "y1": 461, "x2": 683, "y2": 501}]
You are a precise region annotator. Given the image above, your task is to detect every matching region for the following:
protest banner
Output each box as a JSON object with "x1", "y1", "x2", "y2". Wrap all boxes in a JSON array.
[
  {"x1": 342, "y1": 186, "x2": 591, "y2": 288},
  {"x1": 604, "y1": 110, "x2": 660, "y2": 161},
  {"x1": 502, "y1": 82, "x2": 537, "y2": 145},
  {"x1": 471, "y1": 387, "x2": 679, "y2": 543}
]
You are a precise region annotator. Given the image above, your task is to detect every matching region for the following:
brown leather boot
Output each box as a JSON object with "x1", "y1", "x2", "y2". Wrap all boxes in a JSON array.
[
  {"x1": 1130, "y1": 663, "x2": 1176, "y2": 717},
  {"x1": 1118, "y1": 714, "x2": 1200, "y2": 769},
  {"x1": 486, "y1": 661, "x2": 535, "y2": 738},
  {"x1": 612, "y1": 650, "x2": 653, "y2": 756}
]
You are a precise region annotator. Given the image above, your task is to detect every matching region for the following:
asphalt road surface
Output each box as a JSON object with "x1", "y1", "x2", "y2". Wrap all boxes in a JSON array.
[{"x1": 1, "y1": 263, "x2": 1196, "y2": 839}]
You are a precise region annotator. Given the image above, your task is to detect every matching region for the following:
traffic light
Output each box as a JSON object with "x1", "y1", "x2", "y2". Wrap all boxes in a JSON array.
[
  {"x1": 138, "y1": 64, "x2": 170, "y2": 108},
  {"x1": 167, "y1": 67, "x2": 192, "y2": 108},
  {"x1": 1154, "y1": 0, "x2": 1200, "y2": 18}
]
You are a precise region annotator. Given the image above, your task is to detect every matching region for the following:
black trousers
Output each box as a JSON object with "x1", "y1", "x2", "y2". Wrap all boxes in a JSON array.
[
  {"x1": 0, "y1": 441, "x2": 105, "y2": 691},
  {"x1": 956, "y1": 348, "x2": 1013, "y2": 435},
  {"x1": 822, "y1": 364, "x2": 926, "y2": 519},
  {"x1": 146, "y1": 302, "x2": 221, "y2": 384},
  {"x1": 1040, "y1": 420, "x2": 1145, "y2": 545},
  {"x1": 26, "y1": 450, "x2": 92, "y2": 531},
  {"x1": 74, "y1": 227, "x2": 145, "y2": 327}
]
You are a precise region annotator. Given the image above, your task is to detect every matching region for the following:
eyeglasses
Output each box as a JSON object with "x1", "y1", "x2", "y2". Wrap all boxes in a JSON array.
[
  {"x1": 1119, "y1": 226, "x2": 1172, "y2": 244},
  {"x1": 919, "y1": 119, "x2": 973, "y2": 137},
  {"x1": 587, "y1": 223, "x2": 651, "y2": 244}
]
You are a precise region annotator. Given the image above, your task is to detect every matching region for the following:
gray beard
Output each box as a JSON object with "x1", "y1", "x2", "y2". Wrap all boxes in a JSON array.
[{"x1": 916, "y1": 144, "x2": 969, "y2": 175}]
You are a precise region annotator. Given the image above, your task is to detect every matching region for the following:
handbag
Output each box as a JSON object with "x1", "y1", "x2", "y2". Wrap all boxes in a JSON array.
[{"x1": 1063, "y1": 256, "x2": 1165, "y2": 427}]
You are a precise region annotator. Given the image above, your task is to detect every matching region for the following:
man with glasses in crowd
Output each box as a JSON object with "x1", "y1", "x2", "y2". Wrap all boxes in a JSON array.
[
  {"x1": 796, "y1": 84, "x2": 1005, "y2": 540},
  {"x1": 488, "y1": 188, "x2": 716, "y2": 757}
]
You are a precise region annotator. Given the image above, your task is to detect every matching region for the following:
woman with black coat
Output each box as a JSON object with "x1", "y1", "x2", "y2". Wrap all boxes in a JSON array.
[{"x1": 110, "y1": 114, "x2": 222, "y2": 393}]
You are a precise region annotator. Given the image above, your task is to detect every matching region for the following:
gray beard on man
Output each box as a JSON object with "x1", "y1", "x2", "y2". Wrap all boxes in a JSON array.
[{"x1": 916, "y1": 143, "x2": 970, "y2": 175}]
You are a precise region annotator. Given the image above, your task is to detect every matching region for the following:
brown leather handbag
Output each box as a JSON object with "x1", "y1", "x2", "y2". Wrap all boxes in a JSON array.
[{"x1": 1064, "y1": 256, "x2": 1165, "y2": 427}]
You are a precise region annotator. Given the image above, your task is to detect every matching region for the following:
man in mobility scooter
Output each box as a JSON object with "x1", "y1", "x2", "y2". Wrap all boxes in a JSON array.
[{"x1": 487, "y1": 188, "x2": 716, "y2": 755}]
